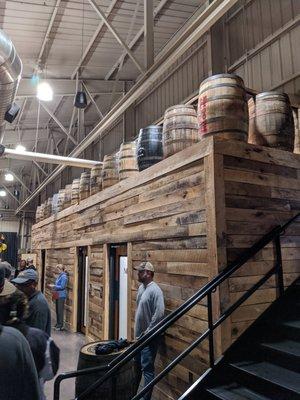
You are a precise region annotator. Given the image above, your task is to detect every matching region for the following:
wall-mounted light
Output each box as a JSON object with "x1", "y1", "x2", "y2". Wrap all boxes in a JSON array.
[
  {"x1": 37, "y1": 81, "x2": 53, "y2": 102},
  {"x1": 0, "y1": 190, "x2": 7, "y2": 197},
  {"x1": 4, "y1": 173, "x2": 14, "y2": 182}
]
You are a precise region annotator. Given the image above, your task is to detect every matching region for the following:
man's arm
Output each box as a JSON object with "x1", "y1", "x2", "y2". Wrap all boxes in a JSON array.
[{"x1": 146, "y1": 290, "x2": 165, "y2": 332}]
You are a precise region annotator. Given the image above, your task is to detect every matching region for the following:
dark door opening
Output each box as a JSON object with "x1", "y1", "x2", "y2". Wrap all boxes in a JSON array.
[
  {"x1": 109, "y1": 244, "x2": 128, "y2": 340},
  {"x1": 41, "y1": 249, "x2": 46, "y2": 293},
  {"x1": 77, "y1": 246, "x2": 88, "y2": 334}
]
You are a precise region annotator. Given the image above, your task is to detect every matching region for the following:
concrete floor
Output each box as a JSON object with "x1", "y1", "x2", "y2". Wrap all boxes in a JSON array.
[{"x1": 44, "y1": 329, "x2": 86, "y2": 400}]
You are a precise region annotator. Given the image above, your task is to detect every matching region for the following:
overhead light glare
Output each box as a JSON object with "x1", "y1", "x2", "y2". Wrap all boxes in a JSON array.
[
  {"x1": 15, "y1": 144, "x2": 26, "y2": 152},
  {"x1": 37, "y1": 81, "x2": 53, "y2": 101},
  {"x1": 0, "y1": 190, "x2": 7, "y2": 197},
  {"x1": 4, "y1": 173, "x2": 14, "y2": 182}
]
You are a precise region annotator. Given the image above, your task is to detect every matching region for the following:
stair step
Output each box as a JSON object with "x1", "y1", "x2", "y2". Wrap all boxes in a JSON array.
[
  {"x1": 281, "y1": 320, "x2": 300, "y2": 339},
  {"x1": 261, "y1": 340, "x2": 300, "y2": 358},
  {"x1": 283, "y1": 320, "x2": 300, "y2": 330},
  {"x1": 207, "y1": 383, "x2": 271, "y2": 400},
  {"x1": 230, "y1": 360, "x2": 300, "y2": 394}
]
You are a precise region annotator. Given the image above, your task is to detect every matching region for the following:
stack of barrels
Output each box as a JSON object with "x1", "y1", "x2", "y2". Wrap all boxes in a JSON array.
[
  {"x1": 43, "y1": 197, "x2": 52, "y2": 219},
  {"x1": 102, "y1": 154, "x2": 119, "y2": 189},
  {"x1": 163, "y1": 104, "x2": 199, "y2": 157},
  {"x1": 248, "y1": 92, "x2": 295, "y2": 151},
  {"x1": 35, "y1": 204, "x2": 44, "y2": 222},
  {"x1": 79, "y1": 172, "x2": 91, "y2": 201},
  {"x1": 90, "y1": 164, "x2": 102, "y2": 195}
]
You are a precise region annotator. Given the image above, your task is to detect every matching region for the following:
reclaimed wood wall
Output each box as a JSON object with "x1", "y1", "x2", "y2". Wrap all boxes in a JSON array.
[{"x1": 31, "y1": 137, "x2": 300, "y2": 400}]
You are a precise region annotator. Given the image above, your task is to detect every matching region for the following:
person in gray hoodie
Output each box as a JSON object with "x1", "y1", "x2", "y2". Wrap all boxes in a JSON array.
[{"x1": 134, "y1": 261, "x2": 165, "y2": 400}]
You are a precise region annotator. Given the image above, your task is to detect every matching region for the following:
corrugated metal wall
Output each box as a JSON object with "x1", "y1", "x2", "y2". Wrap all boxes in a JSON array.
[{"x1": 225, "y1": 0, "x2": 300, "y2": 93}]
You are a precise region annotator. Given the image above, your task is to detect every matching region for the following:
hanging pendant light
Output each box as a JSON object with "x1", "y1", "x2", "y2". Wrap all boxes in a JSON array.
[{"x1": 74, "y1": 90, "x2": 87, "y2": 109}]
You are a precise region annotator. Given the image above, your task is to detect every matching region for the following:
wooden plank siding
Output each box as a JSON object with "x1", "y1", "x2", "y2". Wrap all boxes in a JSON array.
[{"x1": 31, "y1": 137, "x2": 300, "y2": 399}]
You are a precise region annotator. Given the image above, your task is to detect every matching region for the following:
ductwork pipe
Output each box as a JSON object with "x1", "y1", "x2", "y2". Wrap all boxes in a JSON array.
[
  {"x1": 0, "y1": 29, "x2": 22, "y2": 141},
  {"x1": 0, "y1": 146, "x2": 102, "y2": 168}
]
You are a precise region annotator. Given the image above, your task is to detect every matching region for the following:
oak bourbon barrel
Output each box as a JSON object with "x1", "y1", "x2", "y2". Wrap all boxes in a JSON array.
[
  {"x1": 90, "y1": 164, "x2": 102, "y2": 195},
  {"x1": 75, "y1": 341, "x2": 139, "y2": 400},
  {"x1": 57, "y1": 189, "x2": 65, "y2": 212},
  {"x1": 118, "y1": 141, "x2": 139, "y2": 180},
  {"x1": 102, "y1": 154, "x2": 119, "y2": 189},
  {"x1": 63, "y1": 184, "x2": 72, "y2": 209},
  {"x1": 71, "y1": 178, "x2": 80, "y2": 205},
  {"x1": 35, "y1": 205, "x2": 43, "y2": 222},
  {"x1": 253, "y1": 92, "x2": 294, "y2": 151},
  {"x1": 79, "y1": 172, "x2": 91, "y2": 201},
  {"x1": 163, "y1": 104, "x2": 199, "y2": 157},
  {"x1": 43, "y1": 197, "x2": 52, "y2": 219},
  {"x1": 198, "y1": 73, "x2": 248, "y2": 141},
  {"x1": 137, "y1": 125, "x2": 163, "y2": 171}
]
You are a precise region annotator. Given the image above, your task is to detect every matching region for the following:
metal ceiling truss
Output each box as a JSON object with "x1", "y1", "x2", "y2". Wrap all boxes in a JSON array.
[{"x1": 15, "y1": 0, "x2": 239, "y2": 215}]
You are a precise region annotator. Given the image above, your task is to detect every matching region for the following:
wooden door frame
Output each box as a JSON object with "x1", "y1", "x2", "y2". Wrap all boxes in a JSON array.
[{"x1": 103, "y1": 242, "x2": 133, "y2": 341}]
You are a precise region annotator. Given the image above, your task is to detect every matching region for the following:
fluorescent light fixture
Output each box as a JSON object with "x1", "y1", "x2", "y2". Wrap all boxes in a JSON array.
[
  {"x1": 37, "y1": 81, "x2": 53, "y2": 101},
  {"x1": 15, "y1": 144, "x2": 26, "y2": 152},
  {"x1": 0, "y1": 190, "x2": 7, "y2": 197},
  {"x1": 4, "y1": 173, "x2": 14, "y2": 182}
]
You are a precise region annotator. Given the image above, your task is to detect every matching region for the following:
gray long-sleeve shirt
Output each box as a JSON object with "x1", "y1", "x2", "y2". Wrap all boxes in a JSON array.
[{"x1": 135, "y1": 281, "x2": 165, "y2": 338}]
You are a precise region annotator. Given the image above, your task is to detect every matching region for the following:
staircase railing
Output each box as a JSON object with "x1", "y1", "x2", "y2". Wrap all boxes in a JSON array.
[{"x1": 53, "y1": 212, "x2": 300, "y2": 400}]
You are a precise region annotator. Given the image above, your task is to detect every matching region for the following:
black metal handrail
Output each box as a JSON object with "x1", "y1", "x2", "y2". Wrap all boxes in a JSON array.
[{"x1": 53, "y1": 212, "x2": 299, "y2": 400}]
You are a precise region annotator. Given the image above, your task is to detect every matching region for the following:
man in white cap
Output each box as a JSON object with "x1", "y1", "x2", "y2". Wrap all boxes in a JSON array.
[
  {"x1": 134, "y1": 261, "x2": 165, "y2": 400},
  {"x1": 12, "y1": 269, "x2": 51, "y2": 335},
  {"x1": 0, "y1": 264, "x2": 41, "y2": 400}
]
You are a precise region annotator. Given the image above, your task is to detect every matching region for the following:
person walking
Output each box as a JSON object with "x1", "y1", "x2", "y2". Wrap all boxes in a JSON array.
[
  {"x1": 0, "y1": 266, "x2": 41, "y2": 400},
  {"x1": 50, "y1": 264, "x2": 68, "y2": 331},
  {"x1": 12, "y1": 269, "x2": 51, "y2": 335},
  {"x1": 134, "y1": 261, "x2": 165, "y2": 400}
]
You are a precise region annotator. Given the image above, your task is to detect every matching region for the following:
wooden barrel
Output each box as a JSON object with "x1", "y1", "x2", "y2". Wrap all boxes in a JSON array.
[
  {"x1": 40, "y1": 202, "x2": 47, "y2": 220},
  {"x1": 75, "y1": 341, "x2": 139, "y2": 400},
  {"x1": 71, "y1": 178, "x2": 80, "y2": 205},
  {"x1": 102, "y1": 154, "x2": 119, "y2": 189},
  {"x1": 248, "y1": 96, "x2": 263, "y2": 145},
  {"x1": 118, "y1": 142, "x2": 139, "y2": 180},
  {"x1": 35, "y1": 205, "x2": 43, "y2": 222},
  {"x1": 63, "y1": 184, "x2": 72, "y2": 209},
  {"x1": 137, "y1": 125, "x2": 163, "y2": 171},
  {"x1": 79, "y1": 172, "x2": 91, "y2": 201},
  {"x1": 293, "y1": 108, "x2": 300, "y2": 154},
  {"x1": 52, "y1": 193, "x2": 59, "y2": 214},
  {"x1": 252, "y1": 92, "x2": 294, "y2": 151},
  {"x1": 43, "y1": 197, "x2": 53, "y2": 219},
  {"x1": 163, "y1": 104, "x2": 199, "y2": 158},
  {"x1": 90, "y1": 165, "x2": 102, "y2": 195},
  {"x1": 57, "y1": 189, "x2": 65, "y2": 212},
  {"x1": 198, "y1": 73, "x2": 248, "y2": 141}
]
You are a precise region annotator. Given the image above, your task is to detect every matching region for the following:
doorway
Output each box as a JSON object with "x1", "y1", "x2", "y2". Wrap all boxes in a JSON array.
[
  {"x1": 77, "y1": 246, "x2": 89, "y2": 334},
  {"x1": 109, "y1": 244, "x2": 128, "y2": 340},
  {"x1": 40, "y1": 249, "x2": 46, "y2": 293}
]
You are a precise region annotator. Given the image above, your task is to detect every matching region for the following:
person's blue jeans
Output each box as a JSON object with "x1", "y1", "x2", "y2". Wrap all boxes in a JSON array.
[{"x1": 135, "y1": 341, "x2": 158, "y2": 400}]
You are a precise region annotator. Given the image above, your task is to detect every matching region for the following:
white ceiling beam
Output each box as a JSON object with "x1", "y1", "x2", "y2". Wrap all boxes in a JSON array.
[
  {"x1": 105, "y1": 0, "x2": 170, "y2": 80},
  {"x1": 40, "y1": 102, "x2": 78, "y2": 146},
  {"x1": 88, "y1": 0, "x2": 145, "y2": 75},
  {"x1": 35, "y1": 0, "x2": 62, "y2": 71}
]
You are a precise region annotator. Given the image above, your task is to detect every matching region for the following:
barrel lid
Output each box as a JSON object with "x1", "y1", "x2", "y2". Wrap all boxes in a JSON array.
[
  {"x1": 256, "y1": 91, "x2": 289, "y2": 100},
  {"x1": 200, "y1": 73, "x2": 244, "y2": 86},
  {"x1": 164, "y1": 104, "x2": 195, "y2": 113}
]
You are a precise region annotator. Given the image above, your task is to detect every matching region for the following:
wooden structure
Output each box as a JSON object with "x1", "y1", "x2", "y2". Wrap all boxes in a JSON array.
[{"x1": 32, "y1": 137, "x2": 300, "y2": 400}]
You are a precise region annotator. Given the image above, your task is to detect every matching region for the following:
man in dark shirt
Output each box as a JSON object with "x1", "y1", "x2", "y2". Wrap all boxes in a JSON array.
[{"x1": 12, "y1": 269, "x2": 51, "y2": 335}]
